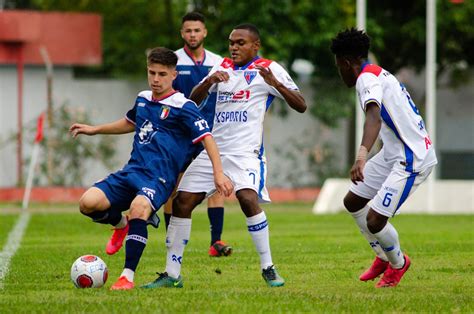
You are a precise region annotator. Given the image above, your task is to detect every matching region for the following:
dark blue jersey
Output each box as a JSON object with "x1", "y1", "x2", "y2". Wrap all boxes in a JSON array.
[
  {"x1": 123, "y1": 90, "x2": 211, "y2": 188},
  {"x1": 173, "y1": 47, "x2": 222, "y2": 130}
]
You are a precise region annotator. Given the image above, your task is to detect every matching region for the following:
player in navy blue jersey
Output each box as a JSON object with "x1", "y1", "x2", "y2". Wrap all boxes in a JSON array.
[
  {"x1": 163, "y1": 12, "x2": 232, "y2": 257},
  {"x1": 69, "y1": 47, "x2": 233, "y2": 290}
]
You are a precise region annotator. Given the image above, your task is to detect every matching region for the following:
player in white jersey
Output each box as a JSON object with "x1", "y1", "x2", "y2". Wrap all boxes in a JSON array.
[
  {"x1": 330, "y1": 28, "x2": 437, "y2": 288},
  {"x1": 141, "y1": 23, "x2": 306, "y2": 289},
  {"x1": 162, "y1": 12, "x2": 232, "y2": 258}
]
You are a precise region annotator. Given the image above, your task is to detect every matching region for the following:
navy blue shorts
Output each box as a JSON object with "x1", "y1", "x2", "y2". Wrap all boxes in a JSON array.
[{"x1": 93, "y1": 169, "x2": 170, "y2": 213}]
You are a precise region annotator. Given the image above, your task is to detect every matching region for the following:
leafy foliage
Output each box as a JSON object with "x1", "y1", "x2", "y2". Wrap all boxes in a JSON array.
[
  {"x1": 9, "y1": 0, "x2": 473, "y2": 123},
  {"x1": 24, "y1": 104, "x2": 118, "y2": 186}
]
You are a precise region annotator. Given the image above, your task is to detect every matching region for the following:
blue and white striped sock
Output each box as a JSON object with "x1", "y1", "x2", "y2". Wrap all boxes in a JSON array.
[
  {"x1": 124, "y1": 219, "x2": 148, "y2": 274},
  {"x1": 246, "y1": 211, "x2": 273, "y2": 270},
  {"x1": 373, "y1": 222, "x2": 404, "y2": 268}
]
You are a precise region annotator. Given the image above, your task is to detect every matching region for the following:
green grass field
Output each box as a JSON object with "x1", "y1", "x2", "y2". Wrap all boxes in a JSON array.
[{"x1": 0, "y1": 202, "x2": 473, "y2": 313}]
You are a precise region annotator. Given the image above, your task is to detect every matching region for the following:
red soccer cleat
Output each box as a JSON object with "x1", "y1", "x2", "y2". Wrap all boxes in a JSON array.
[
  {"x1": 110, "y1": 276, "x2": 134, "y2": 290},
  {"x1": 208, "y1": 240, "x2": 233, "y2": 257},
  {"x1": 359, "y1": 256, "x2": 389, "y2": 281},
  {"x1": 375, "y1": 254, "x2": 411, "y2": 288},
  {"x1": 106, "y1": 219, "x2": 129, "y2": 255}
]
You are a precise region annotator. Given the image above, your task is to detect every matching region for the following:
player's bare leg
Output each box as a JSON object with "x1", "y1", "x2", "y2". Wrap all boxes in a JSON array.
[
  {"x1": 207, "y1": 193, "x2": 232, "y2": 257},
  {"x1": 141, "y1": 191, "x2": 205, "y2": 289},
  {"x1": 111, "y1": 195, "x2": 153, "y2": 290},
  {"x1": 343, "y1": 191, "x2": 389, "y2": 281},
  {"x1": 236, "y1": 189, "x2": 284, "y2": 287}
]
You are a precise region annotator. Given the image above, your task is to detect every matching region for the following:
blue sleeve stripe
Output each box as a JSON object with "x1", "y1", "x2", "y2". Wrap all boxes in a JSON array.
[
  {"x1": 380, "y1": 104, "x2": 414, "y2": 172},
  {"x1": 363, "y1": 98, "x2": 381, "y2": 111}
]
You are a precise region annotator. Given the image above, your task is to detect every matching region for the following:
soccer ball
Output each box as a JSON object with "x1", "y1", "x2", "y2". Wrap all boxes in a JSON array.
[{"x1": 70, "y1": 255, "x2": 108, "y2": 288}]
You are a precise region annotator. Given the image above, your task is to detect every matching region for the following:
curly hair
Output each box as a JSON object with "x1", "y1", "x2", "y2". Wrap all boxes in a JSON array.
[{"x1": 330, "y1": 27, "x2": 370, "y2": 59}]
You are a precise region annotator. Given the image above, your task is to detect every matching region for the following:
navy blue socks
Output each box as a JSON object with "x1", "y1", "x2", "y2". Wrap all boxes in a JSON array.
[
  {"x1": 208, "y1": 207, "x2": 224, "y2": 245},
  {"x1": 124, "y1": 219, "x2": 148, "y2": 271}
]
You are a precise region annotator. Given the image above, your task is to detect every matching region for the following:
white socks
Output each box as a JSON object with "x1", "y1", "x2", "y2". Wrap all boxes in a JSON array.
[
  {"x1": 373, "y1": 222, "x2": 405, "y2": 268},
  {"x1": 121, "y1": 268, "x2": 134, "y2": 282},
  {"x1": 246, "y1": 211, "x2": 273, "y2": 270},
  {"x1": 350, "y1": 206, "x2": 388, "y2": 261},
  {"x1": 165, "y1": 216, "x2": 192, "y2": 279}
]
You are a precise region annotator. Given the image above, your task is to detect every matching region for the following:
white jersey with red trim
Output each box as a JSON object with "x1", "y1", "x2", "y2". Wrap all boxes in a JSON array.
[
  {"x1": 204, "y1": 56, "x2": 299, "y2": 156},
  {"x1": 356, "y1": 63, "x2": 437, "y2": 172}
]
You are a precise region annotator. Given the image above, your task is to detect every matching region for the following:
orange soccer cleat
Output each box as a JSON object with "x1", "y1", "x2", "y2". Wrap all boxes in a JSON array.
[{"x1": 110, "y1": 276, "x2": 134, "y2": 290}]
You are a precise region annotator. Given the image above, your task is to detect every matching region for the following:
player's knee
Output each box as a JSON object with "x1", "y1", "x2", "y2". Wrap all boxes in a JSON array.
[
  {"x1": 79, "y1": 194, "x2": 99, "y2": 215},
  {"x1": 236, "y1": 190, "x2": 259, "y2": 215},
  {"x1": 343, "y1": 193, "x2": 366, "y2": 213},
  {"x1": 129, "y1": 197, "x2": 152, "y2": 220},
  {"x1": 172, "y1": 192, "x2": 200, "y2": 218},
  {"x1": 366, "y1": 210, "x2": 387, "y2": 234}
]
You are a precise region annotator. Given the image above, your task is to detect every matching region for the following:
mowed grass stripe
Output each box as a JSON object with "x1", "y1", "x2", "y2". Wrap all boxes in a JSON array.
[{"x1": 0, "y1": 205, "x2": 472, "y2": 313}]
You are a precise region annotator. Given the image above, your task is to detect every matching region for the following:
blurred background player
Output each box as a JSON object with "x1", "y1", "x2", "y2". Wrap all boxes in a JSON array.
[
  {"x1": 330, "y1": 28, "x2": 437, "y2": 288},
  {"x1": 70, "y1": 47, "x2": 233, "y2": 290},
  {"x1": 164, "y1": 11, "x2": 232, "y2": 257},
  {"x1": 141, "y1": 23, "x2": 306, "y2": 289}
]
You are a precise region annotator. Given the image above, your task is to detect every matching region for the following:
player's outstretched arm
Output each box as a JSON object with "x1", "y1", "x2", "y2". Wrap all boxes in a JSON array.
[
  {"x1": 350, "y1": 102, "x2": 381, "y2": 184},
  {"x1": 255, "y1": 65, "x2": 307, "y2": 113},
  {"x1": 70, "y1": 118, "x2": 134, "y2": 138},
  {"x1": 201, "y1": 135, "x2": 234, "y2": 197},
  {"x1": 190, "y1": 71, "x2": 230, "y2": 104}
]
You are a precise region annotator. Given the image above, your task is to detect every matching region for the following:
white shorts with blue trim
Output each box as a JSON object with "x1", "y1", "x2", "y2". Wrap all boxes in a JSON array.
[
  {"x1": 178, "y1": 151, "x2": 270, "y2": 203},
  {"x1": 350, "y1": 151, "x2": 434, "y2": 217}
]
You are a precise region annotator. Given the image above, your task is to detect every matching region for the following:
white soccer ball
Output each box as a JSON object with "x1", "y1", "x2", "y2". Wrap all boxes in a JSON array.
[{"x1": 70, "y1": 255, "x2": 108, "y2": 288}]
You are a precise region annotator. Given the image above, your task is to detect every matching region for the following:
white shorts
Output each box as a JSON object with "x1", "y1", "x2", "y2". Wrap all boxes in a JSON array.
[
  {"x1": 350, "y1": 151, "x2": 434, "y2": 217},
  {"x1": 178, "y1": 151, "x2": 271, "y2": 203}
]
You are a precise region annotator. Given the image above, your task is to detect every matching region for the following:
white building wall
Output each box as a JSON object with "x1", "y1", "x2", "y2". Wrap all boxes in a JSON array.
[{"x1": 1, "y1": 65, "x2": 472, "y2": 187}]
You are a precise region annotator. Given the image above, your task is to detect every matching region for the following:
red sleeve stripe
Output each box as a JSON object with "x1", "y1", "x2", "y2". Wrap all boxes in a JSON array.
[{"x1": 192, "y1": 132, "x2": 212, "y2": 144}]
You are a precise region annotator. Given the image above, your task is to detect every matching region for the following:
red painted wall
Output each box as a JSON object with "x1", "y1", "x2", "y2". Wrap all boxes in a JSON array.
[
  {"x1": 0, "y1": 187, "x2": 320, "y2": 204},
  {"x1": 0, "y1": 10, "x2": 101, "y2": 65}
]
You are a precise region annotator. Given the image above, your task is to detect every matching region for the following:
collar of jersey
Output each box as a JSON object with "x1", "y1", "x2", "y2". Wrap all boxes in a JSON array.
[
  {"x1": 233, "y1": 55, "x2": 260, "y2": 71},
  {"x1": 151, "y1": 90, "x2": 178, "y2": 102},
  {"x1": 184, "y1": 45, "x2": 206, "y2": 66},
  {"x1": 360, "y1": 60, "x2": 371, "y2": 72}
]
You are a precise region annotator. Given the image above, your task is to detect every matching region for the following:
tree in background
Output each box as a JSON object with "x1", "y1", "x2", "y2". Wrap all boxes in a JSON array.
[{"x1": 4, "y1": 0, "x2": 473, "y2": 184}]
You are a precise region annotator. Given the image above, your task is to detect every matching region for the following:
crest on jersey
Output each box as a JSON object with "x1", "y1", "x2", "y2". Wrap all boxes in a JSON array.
[
  {"x1": 160, "y1": 106, "x2": 170, "y2": 120},
  {"x1": 244, "y1": 71, "x2": 257, "y2": 85},
  {"x1": 138, "y1": 120, "x2": 156, "y2": 144}
]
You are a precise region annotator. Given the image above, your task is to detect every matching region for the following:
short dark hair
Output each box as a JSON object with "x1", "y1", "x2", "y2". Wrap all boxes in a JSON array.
[
  {"x1": 182, "y1": 12, "x2": 205, "y2": 24},
  {"x1": 234, "y1": 23, "x2": 260, "y2": 40},
  {"x1": 330, "y1": 28, "x2": 370, "y2": 59},
  {"x1": 147, "y1": 47, "x2": 178, "y2": 67}
]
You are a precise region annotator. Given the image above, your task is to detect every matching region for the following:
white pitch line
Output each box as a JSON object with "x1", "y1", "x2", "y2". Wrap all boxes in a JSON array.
[{"x1": 0, "y1": 211, "x2": 31, "y2": 289}]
